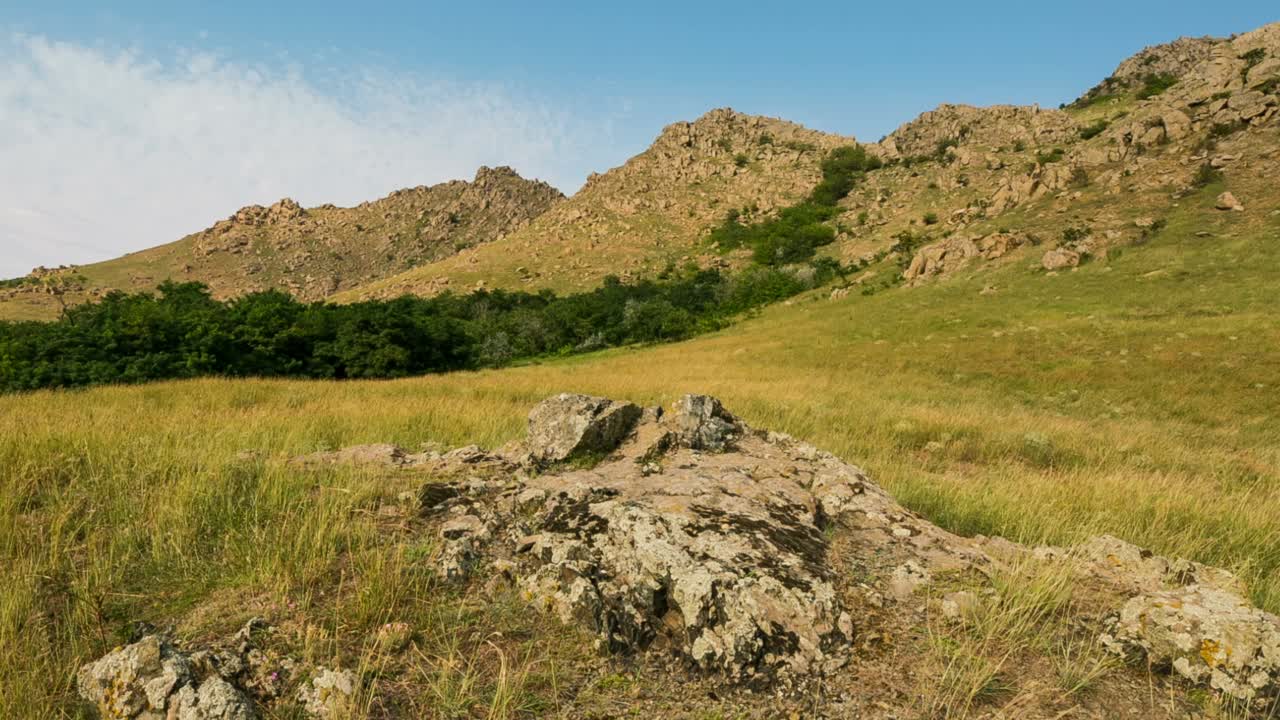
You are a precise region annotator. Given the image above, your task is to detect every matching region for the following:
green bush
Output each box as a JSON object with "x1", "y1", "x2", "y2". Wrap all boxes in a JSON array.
[
  {"x1": 1078, "y1": 119, "x2": 1109, "y2": 140},
  {"x1": 712, "y1": 145, "x2": 880, "y2": 265},
  {"x1": 1035, "y1": 148, "x2": 1066, "y2": 165},
  {"x1": 1137, "y1": 73, "x2": 1178, "y2": 99},
  {"x1": 922, "y1": 212, "x2": 940, "y2": 226},
  {"x1": 0, "y1": 260, "x2": 849, "y2": 393},
  {"x1": 1061, "y1": 226, "x2": 1091, "y2": 245},
  {"x1": 1241, "y1": 48, "x2": 1267, "y2": 70}
]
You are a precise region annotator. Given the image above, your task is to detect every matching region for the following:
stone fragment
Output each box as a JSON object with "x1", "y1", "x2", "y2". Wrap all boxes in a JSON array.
[
  {"x1": 1216, "y1": 191, "x2": 1245, "y2": 211},
  {"x1": 670, "y1": 394, "x2": 742, "y2": 452},
  {"x1": 77, "y1": 635, "x2": 255, "y2": 720},
  {"x1": 1102, "y1": 585, "x2": 1280, "y2": 700},
  {"x1": 526, "y1": 393, "x2": 642, "y2": 465},
  {"x1": 297, "y1": 668, "x2": 357, "y2": 719},
  {"x1": 1041, "y1": 248, "x2": 1081, "y2": 271}
]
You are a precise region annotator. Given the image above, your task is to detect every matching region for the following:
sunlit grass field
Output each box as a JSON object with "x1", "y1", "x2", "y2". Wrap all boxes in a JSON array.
[{"x1": 2, "y1": 184, "x2": 1277, "y2": 716}]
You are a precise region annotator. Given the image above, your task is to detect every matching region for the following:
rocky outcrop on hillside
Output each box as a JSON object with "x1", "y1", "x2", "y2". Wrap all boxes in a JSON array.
[
  {"x1": 1078, "y1": 35, "x2": 1224, "y2": 104},
  {"x1": 183, "y1": 165, "x2": 563, "y2": 300},
  {"x1": 0, "y1": 167, "x2": 563, "y2": 319},
  {"x1": 851, "y1": 22, "x2": 1280, "y2": 289},
  {"x1": 876, "y1": 104, "x2": 1077, "y2": 161},
  {"x1": 902, "y1": 232, "x2": 1028, "y2": 283}
]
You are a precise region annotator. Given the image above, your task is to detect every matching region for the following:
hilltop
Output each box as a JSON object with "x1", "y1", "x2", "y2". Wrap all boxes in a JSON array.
[
  {"x1": 0, "y1": 166, "x2": 562, "y2": 320},
  {"x1": 336, "y1": 108, "x2": 850, "y2": 300}
]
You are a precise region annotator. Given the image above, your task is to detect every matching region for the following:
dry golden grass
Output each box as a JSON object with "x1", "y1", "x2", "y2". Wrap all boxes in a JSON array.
[{"x1": 1, "y1": 180, "x2": 1277, "y2": 716}]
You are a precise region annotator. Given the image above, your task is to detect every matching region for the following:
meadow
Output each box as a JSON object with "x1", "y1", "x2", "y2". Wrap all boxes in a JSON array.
[{"x1": 2, "y1": 182, "x2": 1277, "y2": 717}]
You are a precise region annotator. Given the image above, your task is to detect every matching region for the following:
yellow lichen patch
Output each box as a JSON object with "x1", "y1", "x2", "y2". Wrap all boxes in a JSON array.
[{"x1": 1200, "y1": 639, "x2": 1224, "y2": 668}]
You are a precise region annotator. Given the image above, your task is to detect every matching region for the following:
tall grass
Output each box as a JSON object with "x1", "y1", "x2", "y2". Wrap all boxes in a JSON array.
[{"x1": 1, "y1": 186, "x2": 1277, "y2": 714}]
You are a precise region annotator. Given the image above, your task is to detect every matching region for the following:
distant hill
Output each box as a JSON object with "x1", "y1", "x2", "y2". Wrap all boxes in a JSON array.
[
  {"x1": 0, "y1": 166, "x2": 562, "y2": 320},
  {"x1": 334, "y1": 108, "x2": 852, "y2": 301}
]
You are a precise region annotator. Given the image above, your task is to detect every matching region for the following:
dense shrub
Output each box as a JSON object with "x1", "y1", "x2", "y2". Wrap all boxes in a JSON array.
[
  {"x1": 1078, "y1": 119, "x2": 1109, "y2": 140},
  {"x1": 1137, "y1": 73, "x2": 1178, "y2": 99},
  {"x1": 1193, "y1": 162, "x2": 1223, "y2": 188},
  {"x1": 712, "y1": 145, "x2": 881, "y2": 265},
  {"x1": 1035, "y1": 148, "x2": 1066, "y2": 165},
  {"x1": 0, "y1": 262, "x2": 843, "y2": 392}
]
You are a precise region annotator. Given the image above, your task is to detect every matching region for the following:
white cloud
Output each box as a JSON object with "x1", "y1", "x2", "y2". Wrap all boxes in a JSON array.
[{"x1": 0, "y1": 34, "x2": 617, "y2": 278}]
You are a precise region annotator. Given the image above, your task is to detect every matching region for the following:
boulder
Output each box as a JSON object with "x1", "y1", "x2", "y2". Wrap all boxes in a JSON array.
[
  {"x1": 1216, "y1": 191, "x2": 1245, "y2": 211},
  {"x1": 1041, "y1": 248, "x2": 1081, "y2": 271},
  {"x1": 291, "y1": 443, "x2": 407, "y2": 467},
  {"x1": 77, "y1": 635, "x2": 255, "y2": 720},
  {"x1": 424, "y1": 394, "x2": 988, "y2": 687},
  {"x1": 526, "y1": 393, "x2": 643, "y2": 465},
  {"x1": 1160, "y1": 109, "x2": 1192, "y2": 140},
  {"x1": 1102, "y1": 585, "x2": 1280, "y2": 700},
  {"x1": 903, "y1": 236, "x2": 980, "y2": 283},
  {"x1": 670, "y1": 394, "x2": 742, "y2": 451}
]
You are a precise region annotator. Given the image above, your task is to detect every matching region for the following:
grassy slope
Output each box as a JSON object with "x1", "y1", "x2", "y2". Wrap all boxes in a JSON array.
[{"x1": 2, "y1": 178, "x2": 1277, "y2": 715}]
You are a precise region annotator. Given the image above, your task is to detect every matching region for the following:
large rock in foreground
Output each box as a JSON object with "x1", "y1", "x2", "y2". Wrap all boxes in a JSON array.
[
  {"x1": 426, "y1": 394, "x2": 985, "y2": 686},
  {"x1": 419, "y1": 393, "x2": 1280, "y2": 704},
  {"x1": 76, "y1": 619, "x2": 296, "y2": 719}
]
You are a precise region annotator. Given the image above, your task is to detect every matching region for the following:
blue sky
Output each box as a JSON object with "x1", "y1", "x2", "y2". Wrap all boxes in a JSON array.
[{"x1": 1, "y1": 1, "x2": 1277, "y2": 276}]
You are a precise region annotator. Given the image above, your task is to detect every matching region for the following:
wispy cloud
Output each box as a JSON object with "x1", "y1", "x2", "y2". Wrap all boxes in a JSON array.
[{"x1": 0, "y1": 34, "x2": 617, "y2": 277}]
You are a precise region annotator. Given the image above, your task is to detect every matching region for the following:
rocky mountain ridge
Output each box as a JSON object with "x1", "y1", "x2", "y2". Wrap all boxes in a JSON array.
[{"x1": 4, "y1": 22, "x2": 1279, "y2": 321}]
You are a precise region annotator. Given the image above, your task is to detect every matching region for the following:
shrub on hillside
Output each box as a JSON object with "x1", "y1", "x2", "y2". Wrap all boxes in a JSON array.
[
  {"x1": 1137, "y1": 73, "x2": 1178, "y2": 99},
  {"x1": 712, "y1": 145, "x2": 882, "y2": 265},
  {"x1": 1079, "y1": 119, "x2": 1109, "y2": 140}
]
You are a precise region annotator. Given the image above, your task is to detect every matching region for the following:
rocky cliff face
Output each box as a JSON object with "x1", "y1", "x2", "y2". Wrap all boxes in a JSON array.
[
  {"x1": 1077, "y1": 35, "x2": 1225, "y2": 104},
  {"x1": 833, "y1": 22, "x2": 1280, "y2": 289}
]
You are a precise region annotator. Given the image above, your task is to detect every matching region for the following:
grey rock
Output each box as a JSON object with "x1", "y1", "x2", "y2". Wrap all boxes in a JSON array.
[
  {"x1": 427, "y1": 394, "x2": 988, "y2": 687},
  {"x1": 77, "y1": 635, "x2": 254, "y2": 719},
  {"x1": 1102, "y1": 584, "x2": 1280, "y2": 700},
  {"x1": 1216, "y1": 191, "x2": 1245, "y2": 212},
  {"x1": 526, "y1": 393, "x2": 642, "y2": 465},
  {"x1": 670, "y1": 394, "x2": 742, "y2": 452},
  {"x1": 297, "y1": 667, "x2": 357, "y2": 719},
  {"x1": 1041, "y1": 248, "x2": 1081, "y2": 271}
]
